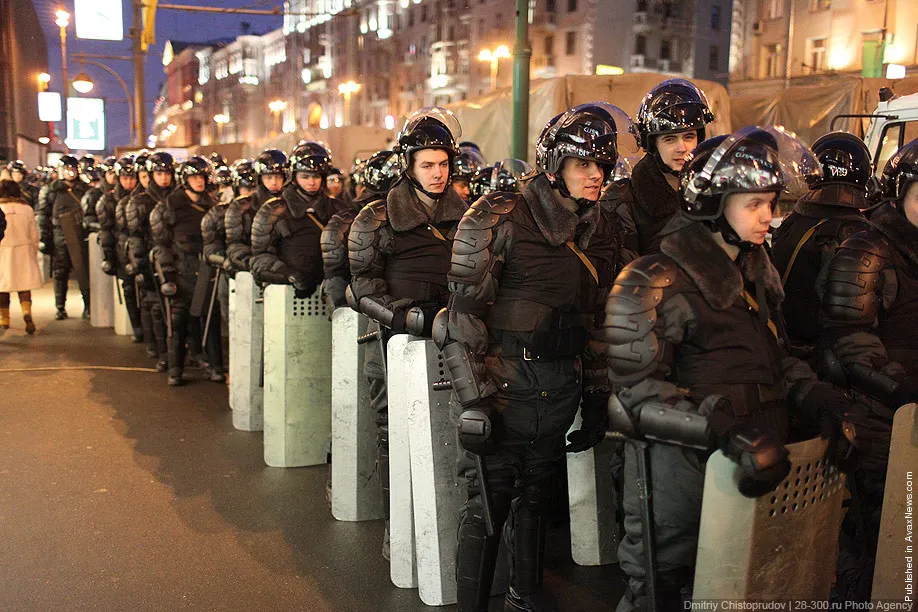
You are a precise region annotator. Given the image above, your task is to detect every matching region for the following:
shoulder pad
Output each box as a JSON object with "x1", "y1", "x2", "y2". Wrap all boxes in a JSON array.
[
  {"x1": 614, "y1": 254, "x2": 678, "y2": 288},
  {"x1": 349, "y1": 201, "x2": 388, "y2": 250},
  {"x1": 458, "y1": 195, "x2": 517, "y2": 233},
  {"x1": 475, "y1": 193, "x2": 518, "y2": 215},
  {"x1": 838, "y1": 230, "x2": 891, "y2": 261}
]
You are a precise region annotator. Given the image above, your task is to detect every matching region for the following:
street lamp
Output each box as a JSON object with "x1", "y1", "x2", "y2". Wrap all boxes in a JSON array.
[
  {"x1": 37, "y1": 72, "x2": 51, "y2": 92},
  {"x1": 268, "y1": 99, "x2": 287, "y2": 135},
  {"x1": 55, "y1": 8, "x2": 70, "y2": 144},
  {"x1": 69, "y1": 56, "x2": 137, "y2": 143},
  {"x1": 337, "y1": 81, "x2": 361, "y2": 126},
  {"x1": 72, "y1": 71, "x2": 93, "y2": 94},
  {"x1": 214, "y1": 113, "x2": 229, "y2": 143},
  {"x1": 478, "y1": 45, "x2": 511, "y2": 91}
]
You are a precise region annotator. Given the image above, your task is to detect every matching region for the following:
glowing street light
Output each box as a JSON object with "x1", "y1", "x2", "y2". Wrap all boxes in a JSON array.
[
  {"x1": 213, "y1": 113, "x2": 229, "y2": 142},
  {"x1": 37, "y1": 72, "x2": 51, "y2": 91},
  {"x1": 268, "y1": 99, "x2": 287, "y2": 135},
  {"x1": 72, "y1": 71, "x2": 94, "y2": 94},
  {"x1": 337, "y1": 81, "x2": 361, "y2": 126},
  {"x1": 478, "y1": 45, "x2": 511, "y2": 91},
  {"x1": 55, "y1": 9, "x2": 70, "y2": 28}
]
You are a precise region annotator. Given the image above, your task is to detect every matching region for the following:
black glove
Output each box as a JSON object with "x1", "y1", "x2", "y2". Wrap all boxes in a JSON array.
[
  {"x1": 566, "y1": 391, "x2": 610, "y2": 453},
  {"x1": 288, "y1": 273, "x2": 317, "y2": 299},
  {"x1": 101, "y1": 260, "x2": 117, "y2": 276},
  {"x1": 457, "y1": 400, "x2": 495, "y2": 456},
  {"x1": 890, "y1": 376, "x2": 918, "y2": 409},
  {"x1": 39, "y1": 240, "x2": 51, "y2": 255},
  {"x1": 160, "y1": 281, "x2": 177, "y2": 297},
  {"x1": 720, "y1": 424, "x2": 791, "y2": 498}
]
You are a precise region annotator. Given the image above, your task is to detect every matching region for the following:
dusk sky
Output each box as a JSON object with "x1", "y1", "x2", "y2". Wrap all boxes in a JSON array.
[{"x1": 29, "y1": 0, "x2": 283, "y2": 152}]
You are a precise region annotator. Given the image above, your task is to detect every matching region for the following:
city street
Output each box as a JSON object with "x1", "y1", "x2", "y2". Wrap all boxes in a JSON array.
[{"x1": 0, "y1": 283, "x2": 623, "y2": 611}]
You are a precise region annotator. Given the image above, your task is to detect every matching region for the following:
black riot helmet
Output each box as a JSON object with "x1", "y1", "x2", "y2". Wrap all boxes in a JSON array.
[
  {"x1": 454, "y1": 148, "x2": 485, "y2": 182},
  {"x1": 146, "y1": 151, "x2": 175, "y2": 174},
  {"x1": 210, "y1": 152, "x2": 227, "y2": 169},
  {"x1": 633, "y1": 79, "x2": 715, "y2": 153},
  {"x1": 253, "y1": 149, "x2": 290, "y2": 181},
  {"x1": 394, "y1": 106, "x2": 461, "y2": 198},
  {"x1": 58, "y1": 154, "x2": 80, "y2": 179},
  {"x1": 682, "y1": 126, "x2": 821, "y2": 249},
  {"x1": 99, "y1": 156, "x2": 117, "y2": 174},
  {"x1": 808, "y1": 132, "x2": 873, "y2": 190},
  {"x1": 881, "y1": 138, "x2": 918, "y2": 207},
  {"x1": 133, "y1": 151, "x2": 151, "y2": 176},
  {"x1": 490, "y1": 158, "x2": 533, "y2": 194},
  {"x1": 78, "y1": 155, "x2": 97, "y2": 178},
  {"x1": 470, "y1": 165, "x2": 495, "y2": 199},
  {"x1": 536, "y1": 102, "x2": 630, "y2": 205},
  {"x1": 177, "y1": 155, "x2": 213, "y2": 192},
  {"x1": 363, "y1": 150, "x2": 401, "y2": 196},
  {"x1": 113, "y1": 155, "x2": 136, "y2": 177},
  {"x1": 214, "y1": 165, "x2": 233, "y2": 187},
  {"x1": 232, "y1": 160, "x2": 257, "y2": 190},
  {"x1": 7, "y1": 160, "x2": 29, "y2": 174},
  {"x1": 289, "y1": 141, "x2": 332, "y2": 175}
]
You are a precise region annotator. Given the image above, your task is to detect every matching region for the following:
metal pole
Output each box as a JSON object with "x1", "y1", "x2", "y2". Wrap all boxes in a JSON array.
[
  {"x1": 511, "y1": 0, "x2": 531, "y2": 161},
  {"x1": 79, "y1": 59, "x2": 135, "y2": 144},
  {"x1": 783, "y1": 0, "x2": 795, "y2": 89},
  {"x1": 60, "y1": 24, "x2": 69, "y2": 146},
  {"x1": 490, "y1": 58, "x2": 498, "y2": 90},
  {"x1": 132, "y1": 0, "x2": 147, "y2": 147}
]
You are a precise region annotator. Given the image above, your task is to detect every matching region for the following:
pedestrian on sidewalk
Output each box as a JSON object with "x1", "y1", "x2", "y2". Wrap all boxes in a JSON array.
[{"x1": 0, "y1": 180, "x2": 44, "y2": 334}]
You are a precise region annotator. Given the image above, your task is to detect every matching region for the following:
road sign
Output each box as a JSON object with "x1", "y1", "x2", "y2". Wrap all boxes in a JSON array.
[
  {"x1": 38, "y1": 92, "x2": 62, "y2": 122},
  {"x1": 75, "y1": 0, "x2": 124, "y2": 41},
  {"x1": 65, "y1": 97, "x2": 106, "y2": 151}
]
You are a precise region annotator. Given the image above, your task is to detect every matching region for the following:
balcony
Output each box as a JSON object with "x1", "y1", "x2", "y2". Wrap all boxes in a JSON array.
[
  {"x1": 632, "y1": 12, "x2": 656, "y2": 33},
  {"x1": 630, "y1": 54, "x2": 657, "y2": 70},
  {"x1": 531, "y1": 12, "x2": 557, "y2": 31}
]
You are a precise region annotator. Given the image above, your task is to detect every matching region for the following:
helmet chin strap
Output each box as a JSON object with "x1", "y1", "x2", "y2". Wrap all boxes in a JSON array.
[
  {"x1": 549, "y1": 174, "x2": 596, "y2": 214},
  {"x1": 652, "y1": 152, "x2": 681, "y2": 177},
  {"x1": 406, "y1": 170, "x2": 450, "y2": 201},
  {"x1": 707, "y1": 213, "x2": 758, "y2": 252}
]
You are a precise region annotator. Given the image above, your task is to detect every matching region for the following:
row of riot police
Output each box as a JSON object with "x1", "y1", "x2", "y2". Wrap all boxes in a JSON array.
[{"x1": 329, "y1": 81, "x2": 915, "y2": 611}]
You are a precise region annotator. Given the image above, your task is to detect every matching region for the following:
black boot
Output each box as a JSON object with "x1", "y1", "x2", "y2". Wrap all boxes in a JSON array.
[
  {"x1": 377, "y1": 426, "x2": 391, "y2": 559},
  {"x1": 503, "y1": 488, "x2": 557, "y2": 612},
  {"x1": 54, "y1": 276, "x2": 68, "y2": 319}
]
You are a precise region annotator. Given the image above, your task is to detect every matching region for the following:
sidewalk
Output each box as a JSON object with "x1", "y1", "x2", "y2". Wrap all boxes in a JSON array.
[{"x1": 0, "y1": 283, "x2": 621, "y2": 611}]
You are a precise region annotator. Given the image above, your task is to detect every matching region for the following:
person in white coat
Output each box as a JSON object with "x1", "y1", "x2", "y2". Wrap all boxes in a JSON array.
[{"x1": 0, "y1": 180, "x2": 44, "y2": 334}]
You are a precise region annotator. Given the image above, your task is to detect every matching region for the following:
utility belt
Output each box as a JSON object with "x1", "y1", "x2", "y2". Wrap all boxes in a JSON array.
[
  {"x1": 486, "y1": 299, "x2": 586, "y2": 361},
  {"x1": 690, "y1": 382, "x2": 789, "y2": 439},
  {"x1": 386, "y1": 277, "x2": 449, "y2": 305}
]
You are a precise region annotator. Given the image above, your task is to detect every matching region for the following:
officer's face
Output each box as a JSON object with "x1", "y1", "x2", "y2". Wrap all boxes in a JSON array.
[
  {"x1": 723, "y1": 191, "x2": 776, "y2": 245},
  {"x1": 186, "y1": 174, "x2": 206, "y2": 193},
  {"x1": 61, "y1": 166, "x2": 77, "y2": 181},
  {"x1": 119, "y1": 175, "x2": 138, "y2": 191},
  {"x1": 326, "y1": 175, "x2": 343, "y2": 197},
  {"x1": 452, "y1": 179, "x2": 471, "y2": 201},
  {"x1": 238, "y1": 186, "x2": 255, "y2": 197},
  {"x1": 105, "y1": 171, "x2": 117, "y2": 185},
  {"x1": 138, "y1": 170, "x2": 150, "y2": 188},
  {"x1": 262, "y1": 173, "x2": 284, "y2": 193},
  {"x1": 153, "y1": 170, "x2": 173, "y2": 188},
  {"x1": 296, "y1": 171, "x2": 323, "y2": 194},
  {"x1": 656, "y1": 130, "x2": 698, "y2": 172},
  {"x1": 11, "y1": 170, "x2": 24, "y2": 183},
  {"x1": 412, "y1": 150, "x2": 450, "y2": 195},
  {"x1": 559, "y1": 157, "x2": 605, "y2": 202},
  {"x1": 903, "y1": 182, "x2": 918, "y2": 228}
]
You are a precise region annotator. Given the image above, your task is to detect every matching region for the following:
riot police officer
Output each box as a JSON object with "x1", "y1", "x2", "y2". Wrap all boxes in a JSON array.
[
  {"x1": 150, "y1": 156, "x2": 222, "y2": 386},
  {"x1": 82, "y1": 156, "x2": 116, "y2": 232},
  {"x1": 250, "y1": 141, "x2": 346, "y2": 293},
  {"x1": 97, "y1": 155, "x2": 144, "y2": 341},
  {"x1": 606, "y1": 79, "x2": 715, "y2": 256},
  {"x1": 37, "y1": 155, "x2": 90, "y2": 320},
  {"x1": 7, "y1": 160, "x2": 39, "y2": 209},
  {"x1": 772, "y1": 132, "x2": 875, "y2": 356},
  {"x1": 348, "y1": 107, "x2": 470, "y2": 559},
  {"x1": 225, "y1": 149, "x2": 287, "y2": 274},
  {"x1": 126, "y1": 151, "x2": 175, "y2": 368},
  {"x1": 437, "y1": 103, "x2": 627, "y2": 611},
  {"x1": 321, "y1": 150, "x2": 400, "y2": 312},
  {"x1": 452, "y1": 146, "x2": 486, "y2": 203},
  {"x1": 819, "y1": 138, "x2": 918, "y2": 602},
  {"x1": 603, "y1": 128, "x2": 859, "y2": 610}
]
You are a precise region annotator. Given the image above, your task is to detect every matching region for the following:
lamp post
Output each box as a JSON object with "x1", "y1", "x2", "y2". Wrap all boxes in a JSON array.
[
  {"x1": 478, "y1": 45, "x2": 511, "y2": 91},
  {"x1": 268, "y1": 99, "x2": 287, "y2": 135},
  {"x1": 37, "y1": 72, "x2": 51, "y2": 92},
  {"x1": 337, "y1": 81, "x2": 361, "y2": 126},
  {"x1": 55, "y1": 8, "x2": 70, "y2": 144},
  {"x1": 67, "y1": 57, "x2": 137, "y2": 144},
  {"x1": 214, "y1": 113, "x2": 229, "y2": 143}
]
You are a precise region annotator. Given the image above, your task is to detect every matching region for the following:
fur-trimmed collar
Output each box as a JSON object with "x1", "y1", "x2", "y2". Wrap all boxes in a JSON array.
[
  {"x1": 281, "y1": 183, "x2": 344, "y2": 221},
  {"x1": 660, "y1": 214, "x2": 784, "y2": 311},
  {"x1": 870, "y1": 203, "x2": 918, "y2": 268},
  {"x1": 521, "y1": 174, "x2": 600, "y2": 248},
  {"x1": 630, "y1": 154, "x2": 682, "y2": 222},
  {"x1": 385, "y1": 177, "x2": 468, "y2": 231},
  {"x1": 794, "y1": 185, "x2": 866, "y2": 214}
]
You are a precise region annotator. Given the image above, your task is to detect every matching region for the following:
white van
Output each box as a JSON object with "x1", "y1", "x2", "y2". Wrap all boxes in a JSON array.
[{"x1": 861, "y1": 91, "x2": 918, "y2": 175}]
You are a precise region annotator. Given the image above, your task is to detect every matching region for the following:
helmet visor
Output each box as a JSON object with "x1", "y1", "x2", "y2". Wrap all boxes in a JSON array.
[{"x1": 401, "y1": 106, "x2": 462, "y2": 141}]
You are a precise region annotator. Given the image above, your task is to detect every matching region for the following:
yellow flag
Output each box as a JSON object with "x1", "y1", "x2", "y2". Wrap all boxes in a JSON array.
[{"x1": 142, "y1": 0, "x2": 158, "y2": 51}]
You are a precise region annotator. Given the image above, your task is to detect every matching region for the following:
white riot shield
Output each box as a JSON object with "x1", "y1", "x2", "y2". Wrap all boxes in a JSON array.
[
  {"x1": 88, "y1": 233, "x2": 114, "y2": 327},
  {"x1": 567, "y1": 411, "x2": 620, "y2": 566},
  {"x1": 872, "y1": 402, "x2": 918, "y2": 600},
  {"x1": 694, "y1": 437, "x2": 846, "y2": 599},
  {"x1": 229, "y1": 272, "x2": 264, "y2": 432},
  {"x1": 262, "y1": 284, "x2": 332, "y2": 467},
  {"x1": 331, "y1": 308, "x2": 385, "y2": 522},
  {"x1": 112, "y1": 276, "x2": 131, "y2": 335}
]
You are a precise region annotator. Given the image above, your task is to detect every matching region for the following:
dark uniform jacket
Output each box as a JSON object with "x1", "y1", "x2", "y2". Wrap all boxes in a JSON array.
[
  {"x1": 249, "y1": 184, "x2": 345, "y2": 290},
  {"x1": 37, "y1": 179, "x2": 89, "y2": 249},
  {"x1": 81, "y1": 182, "x2": 112, "y2": 232},
  {"x1": 201, "y1": 200, "x2": 230, "y2": 270},
  {"x1": 150, "y1": 189, "x2": 214, "y2": 287},
  {"x1": 772, "y1": 185, "x2": 871, "y2": 349},
  {"x1": 225, "y1": 185, "x2": 276, "y2": 273},
  {"x1": 320, "y1": 193, "x2": 374, "y2": 310},
  {"x1": 125, "y1": 181, "x2": 172, "y2": 275}
]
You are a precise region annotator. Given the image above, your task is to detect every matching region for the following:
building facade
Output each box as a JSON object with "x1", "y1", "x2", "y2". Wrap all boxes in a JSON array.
[{"x1": 151, "y1": 0, "x2": 732, "y2": 148}]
